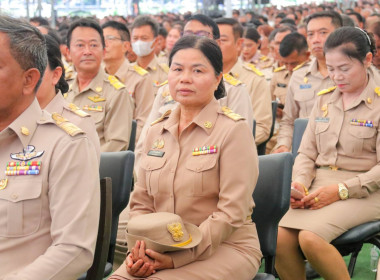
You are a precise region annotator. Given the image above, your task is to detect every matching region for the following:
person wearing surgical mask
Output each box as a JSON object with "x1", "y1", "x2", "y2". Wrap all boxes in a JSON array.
[{"x1": 131, "y1": 15, "x2": 169, "y2": 95}]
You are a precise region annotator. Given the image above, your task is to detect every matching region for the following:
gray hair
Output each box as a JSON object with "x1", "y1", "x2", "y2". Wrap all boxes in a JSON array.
[
  {"x1": 0, "y1": 15, "x2": 47, "y2": 91},
  {"x1": 131, "y1": 15, "x2": 159, "y2": 37}
]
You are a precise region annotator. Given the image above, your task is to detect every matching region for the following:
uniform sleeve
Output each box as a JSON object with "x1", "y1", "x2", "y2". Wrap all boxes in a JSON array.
[
  {"x1": 168, "y1": 121, "x2": 258, "y2": 268},
  {"x1": 102, "y1": 88, "x2": 133, "y2": 152},
  {"x1": 5, "y1": 136, "x2": 100, "y2": 280},
  {"x1": 276, "y1": 77, "x2": 300, "y2": 149}
]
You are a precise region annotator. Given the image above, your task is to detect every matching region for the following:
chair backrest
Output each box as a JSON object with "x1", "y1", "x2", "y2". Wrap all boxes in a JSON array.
[
  {"x1": 291, "y1": 118, "x2": 308, "y2": 160},
  {"x1": 128, "y1": 120, "x2": 137, "y2": 151},
  {"x1": 85, "y1": 177, "x2": 112, "y2": 280},
  {"x1": 257, "y1": 101, "x2": 278, "y2": 155},
  {"x1": 252, "y1": 153, "x2": 293, "y2": 273},
  {"x1": 99, "y1": 151, "x2": 135, "y2": 264},
  {"x1": 253, "y1": 119, "x2": 256, "y2": 139}
]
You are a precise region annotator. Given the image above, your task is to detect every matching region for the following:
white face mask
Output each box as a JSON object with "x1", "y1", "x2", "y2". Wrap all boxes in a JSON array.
[{"x1": 132, "y1": 40, "x2": 154, "y2": 57}]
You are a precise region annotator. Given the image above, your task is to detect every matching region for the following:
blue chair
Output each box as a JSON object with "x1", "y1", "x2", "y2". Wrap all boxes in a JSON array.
[
  {"x1": 291, "y1": 118, "x2": 308, "y2": 160},
  {"x1": 257, "y1": 101, "x2": 278, "y2": 155},
  {"x1": 252, "y1": 153, "x2": 293, "y2": 279}
]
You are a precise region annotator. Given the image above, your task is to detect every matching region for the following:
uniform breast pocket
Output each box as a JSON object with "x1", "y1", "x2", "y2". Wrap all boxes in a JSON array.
[
  {"x1": 0, "y1": 178, "x2": 43, "y2": 237},
  {"x1": 140, "y1": 156, "x2": 167, "y2": 196},
  {"x1": 185, "y1": 156, "x2": 218, "y2": 197},
  {"x1": 348, "y1": 126, "x2": 377, "y2": 155},
  {"x1": 294, "y1": 89, "x2": 314, "y2": 102},
  {"x1": 315, "y1": 122, "x2": 330, "y2": 154}
]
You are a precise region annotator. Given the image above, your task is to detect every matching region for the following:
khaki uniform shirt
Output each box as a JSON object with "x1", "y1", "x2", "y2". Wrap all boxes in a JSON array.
[
  {"x1": 243, "y1": 51, "x2": 275, "y2": 82},
  {"x1": 45, "y1": 93, "x2": 101, "y2": 162},
  {"x1": 294, "y1": 71, "x2": 380, "y2": 199},
  {"x1": 66, "y1": 68, "x2": 134, "y2": 152},
  {"x1": 135, "y1": 56, "x2": 168, "y2": 91},
  {"x1": 111, "y1": 59, "x2": 155, "y2": 142},
  {"x1": 0, "y1": 99, "x2": 99, "y2": 280},
  {"x1": 276, "y1": 58, "x2": 334, "y2": 149},
  {"x1": 270, "y1": 65, "x2": 291, "y2": 104},
  {"x1": 130, "y1": 98, "x2": 260, "y2": 267},
  {"x1": 229, "y1": 59, "x2": 272, "y2": 144}
]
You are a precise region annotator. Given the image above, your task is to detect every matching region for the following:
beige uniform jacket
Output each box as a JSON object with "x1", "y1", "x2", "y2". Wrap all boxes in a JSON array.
[
  {"x1": 276, "y1": 58, "x2": 334, "y2": 149},
  {"x1": 66, "y1": 68, "x2": 134, "y2": 152},
  {"x1": 294, "y1": 72, "x2": 380, "y2": 199},
  {"x1": 229, "y1": 59, "x2": 272, "y2": 144},
  {"x1": 45, "y1": 92, "x2": 101, "y2": 162},
  {"x1": 134, "y1": 56, "x2": 168, "y2": 91},
  {"x1": 130, "y1": 97, "x2": 261, "y2": 268},
  {"x1": 111, "y1": 59, "x2": 155, "y2": 142},
  {"x1": 0, "y1": 99, "x2": 99, "y2": 280},
  {"x1": 270, "y1": 65, "x2": 291, "y2": 104}
]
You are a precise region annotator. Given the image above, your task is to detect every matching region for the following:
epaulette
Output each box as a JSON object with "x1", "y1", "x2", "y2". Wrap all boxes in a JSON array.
[
  {"x1": 133, "y1": 64, "x2": 148, "y2": 76},
  {"x1": 221, "y1": 106, "x2": 245, "y2": 121},
  {"x1": 317, "y1": 86, "x2": 337, "y2": 96},
  {"x1": 108, "y1": 75, "x2": 125, "y2": 90},
  {"x1": 51, "y1": 113, "x2": 84, "y2": 136},
  {"x1": 293, "y1": 61, "x2": 308, "y2": 71},
  {"x1": 274, "y1": 65, "x2": 286, "y2": 73},
  {"x1": 157, "y1": 80, "x2": 168, "y2": 87},
  {"x1": 245, "y1": 63, "x2": 264, "y2": 77},
  {"x1": 67, "y1": 103, "x2": 89, "y2": 118},
  {"x1": 375, "y1": 87, "x2": 380, "y2": 96},
  {"x1": 159, "y1": 63, "x2": 170, "y2": 74},
  {"x1": 151, "y1": 110, "x2": 171, "y2": 126},
  {"x1": 260, "y1": 55, "x2": 269, "y2": 61},
  {"x1": 223, "y1": 73, "x2": 242, "y2": 86}
]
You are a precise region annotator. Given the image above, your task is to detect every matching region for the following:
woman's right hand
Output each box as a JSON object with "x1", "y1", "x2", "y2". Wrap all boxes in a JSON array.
[
  {"x1": 290, "y1": 182, "x2": 307, "y2": 209},
  {"x1": 126, "y1": 240, "x2": 156, "y2": 277}
]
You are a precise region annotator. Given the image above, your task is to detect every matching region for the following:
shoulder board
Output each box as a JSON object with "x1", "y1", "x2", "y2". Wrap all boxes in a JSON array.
[
  {"x1": 245, "y1": 63, "x2": 264, "y2": 77},
  {"x1": 159, "y1": 63, "x2": 170, "y2": 74},
  {"x1": 260, "y1": 55, "x2": 269, "y2": 61},
  {"x1": 108, "y1": 75, "x2": 125, "y2": 90},
  {"x1": 51, "y1": 113, "x2": 84, "y2": 136},
  {"x1": 293, "y1": 61, "x2": 308, "y2": 71},
  {"x1": 151, "y1": 110, "x2": 171, "y2": 126},
  {"x1": 67, "y1": 103, "x2": 89, "y2": 118},
  {"x1": 375, "y1": 87, "x2": 380, "y2": 96},
  {"x1": 317, "y1": 86, "x2": 337, "y2": 96},
  {"x1": 157, "y1": 80, "x2": 168, "y2": 87},
  {"x1": 221, "y1": 106, "x2": 245, "y2": 121},
  {"x1": 223, "y1": 73, "x2": 242, "y2": 86},
  {"x1": 274, "y1": 65, "x2": 286, "y2": 73},
  {"x1": 133, "y1": 64, "x2": 148, "y2": 76}
]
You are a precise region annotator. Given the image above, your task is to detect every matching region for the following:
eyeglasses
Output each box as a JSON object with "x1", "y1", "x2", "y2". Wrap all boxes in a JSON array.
[
  {"x1": 105, "y1": 35, "x2": 124, "y2": 42},
  {"x1": 182, "y1": 30, "x2": 212, "y2": 38}
]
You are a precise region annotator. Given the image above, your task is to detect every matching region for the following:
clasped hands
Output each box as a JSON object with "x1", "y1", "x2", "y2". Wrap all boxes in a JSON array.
[
  {"x1": 290, "y1": 182, "x2": 340, "y2": 210},
  {"x1": 126, "y1": 240, "x2": 174, "y2": 278}
]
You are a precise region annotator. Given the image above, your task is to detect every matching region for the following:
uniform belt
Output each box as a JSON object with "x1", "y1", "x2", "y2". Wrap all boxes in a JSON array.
[{"x1": 318, "y1": 165, "x2": 341, "y2": 171}]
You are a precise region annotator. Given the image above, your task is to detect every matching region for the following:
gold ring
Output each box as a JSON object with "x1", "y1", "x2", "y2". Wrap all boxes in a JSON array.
[{"x1": 314, "y1": 197, "x2": 319, "y2": 203}]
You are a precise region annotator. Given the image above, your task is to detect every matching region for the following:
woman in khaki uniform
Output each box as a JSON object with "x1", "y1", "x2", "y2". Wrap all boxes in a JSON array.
[
  {"x1": 109, "y1": 36, "x2": 262, "y2": 279},
  {"x1": 276, "y1": 27, "x2": 380, "y2": 280}
]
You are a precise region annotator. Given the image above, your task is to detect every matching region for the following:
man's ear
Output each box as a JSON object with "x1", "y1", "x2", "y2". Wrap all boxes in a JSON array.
[{"x1": 22, "y1": 68, "x2": 41, "y2": 96}]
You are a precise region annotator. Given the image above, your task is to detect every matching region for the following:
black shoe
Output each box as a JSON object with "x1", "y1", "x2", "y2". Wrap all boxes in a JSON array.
[{"x1": 306, "y1": 262, "x2": 320, "y2": 279}]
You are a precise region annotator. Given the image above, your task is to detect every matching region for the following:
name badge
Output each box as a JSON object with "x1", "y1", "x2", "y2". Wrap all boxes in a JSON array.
[
  {"x1": 315, "y1": 117, "x2": 329, "y2": 123},
  {"x1": 148, "y1": 150, "x2": 165, "y2": 157},
  {"x1": 300, "y1": 84, "x2": 312, "y2": 89},
  {"x1": 277, "y1": 83, "x2": 287, "y2": 88}
]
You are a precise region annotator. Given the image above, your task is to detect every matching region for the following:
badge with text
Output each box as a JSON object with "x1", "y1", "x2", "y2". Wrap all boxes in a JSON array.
[
  {"x1": 148, "y1": 150, "x2": 165, "y2": 157},
  {"x1": 299, "y1": 84, "x2": 312, "y2": 89},
  {"x1": 315, "y1": 117, "x2": 330, "y2": 123}
]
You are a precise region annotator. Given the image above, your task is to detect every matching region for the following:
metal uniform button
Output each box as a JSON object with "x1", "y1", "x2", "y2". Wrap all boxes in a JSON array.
[{"x1": 11, "y1": 194, "x2": 18, "y2": 200}]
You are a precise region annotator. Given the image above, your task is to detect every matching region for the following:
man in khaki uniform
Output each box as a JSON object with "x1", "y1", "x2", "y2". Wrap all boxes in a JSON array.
[
  {"x1": 131, "y1": 15, "x2": 168, "y2": 94},
  {"x1": 0, "y1": 16, "x2": 99, "y2": 279},
  {"x1": 272, "y1": 11, "x2": 342, "y2": 153},
  {"x1": 102, "y1": 21, "x2": 154, "y2": 142},
  {"x1": 216, "y1": 17, "x2": 272, "y2": 145},
  {"x1": 65, "y1": 18, "x2": 134, "y2": 152}
]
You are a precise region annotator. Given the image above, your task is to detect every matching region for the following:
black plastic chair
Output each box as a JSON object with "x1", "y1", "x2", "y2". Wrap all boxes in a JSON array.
[
  {"x1": 291, "y1": 118, "x2": 308, "y2": 160},
  {"x1": 257, "y1": 101, "x2": 278, "y2": 155},
  {"x1": 78, "y1": 177, "x2": 112, "y2": 280},
  {"x1": 252, "y1": 153, "x2": 293, "y2": 279},
  {"x1": 127, "y1": 120, "x2": 137, "y2": 152}
]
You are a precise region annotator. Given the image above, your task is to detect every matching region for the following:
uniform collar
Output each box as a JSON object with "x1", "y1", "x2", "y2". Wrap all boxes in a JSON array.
[
  {"x1": 71, "y1": 67, "x2": 106, "y2": 95},
  {"x1": 147, "y1": 55, "x2": 159, "y2": 72},
  {"x1": 229, "y1": 58, "x2": 243, "y2": 78}
]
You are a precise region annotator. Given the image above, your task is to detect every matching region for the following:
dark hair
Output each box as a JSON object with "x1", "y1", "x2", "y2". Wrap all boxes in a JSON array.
[
  {"x1": 44, "y1": 34, "x2": 69, "y2": 94},
  {"x1": 243, "y1": 27, "x2": 260, "y2": 43},
  {"x1": 169, "y1": 36, "x2": 225, "y2": 100},
  {"x1": 214, "y1": 17, "x2": 243, "y2": 40},
  {"x1": 275, "y1": 13, "x2": 286, "y2": 19},
  {"x1": 371, "y1": 21, "x2": 380, "y2": 37},
  {"x1": 158, "y1": 27, "x2": 168, "y2": 38},
  {"x1": 341, "y1": 14, "x2": 355, "y2": 27},
  {"x1": 305, "y1": 11, "x2": 343, "y2": 29},
  {"x1": 324, "y1": 27, "x2": 376, "y2": 63},
  {"x1": 30, "y1": 16, "x2": 49, "y2": 26},
  {"x1": 131, "y1": 15, "x2": 159, "y2": 37},
  {"x1": 280, "y1": 18, "x2": 296, "y2": 26},
  {"x1": 347, "y1": 12, "x2": 365, "y2": 25},
  {"x1": 101, "y1": 20, "x2": 131, "y2": 42},
  {"x1": 187, "y1": 14, "x2": 220, "y2": 40},
  {"x1": 280, "y1": 32, "x2": 308, "y2": 57},
  {"x1": 67, "y1": 18, "x2": 105, "y2": 49}
]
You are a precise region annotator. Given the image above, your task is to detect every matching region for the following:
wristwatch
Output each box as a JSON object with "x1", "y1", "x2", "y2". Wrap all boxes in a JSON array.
[{"x1": 338, "y1": 183, "x2": 349, "y2": 200}]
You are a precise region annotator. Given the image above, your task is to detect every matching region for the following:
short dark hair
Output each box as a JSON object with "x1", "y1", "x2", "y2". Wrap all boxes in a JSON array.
[
  {"x1": 324, "y1": 26, "x2": 376, "y2": 64},
  {"x1": 305, "y1": 11, "x2": 343, "y2": 29},
  {"x1": 44, "y1": 34, "x2": 69, "y2": 94},
  {"x1": 30, "y1": 16, "x2": 49, "y2": 26},
  {"x1": 158, "y1": 27, "x2": 168, "y2": 38},
  {"x1": 67, "y1": 18, "x2": 105, "y2": 49},
  {"x1": 341, "y1": 14, "x2": 355, "y2": 27},
  {"x1": 101, "y1": 20, "x2": 131, "y2": 42},
  {"x1": 280, "y1": 18, "x2": 296, "y2": 26},
  {"x1": 187, "y1": 14, "x2": 220, "y2": 40},
  {"x1": 275, "y1": 13, "x2": 286, "y2": 19},
  {"x1": 347, "y1": 12, "x2": 365, "y2": 24},
  {"x1": 280, "y1": 32, "x2": 308, "y2": 57},
  {"x1": 214, "y1": 17, "x2": 243, "y2": 40},
  {"x1": 131, "y1": 15, "x2": 159, "y2": 37},
  {"x1": 169, "y1": 36, "x2": 225, "y2": 100},
  {"x1": 243, "y1": 27, "x2": 260, "y2": 43}
]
